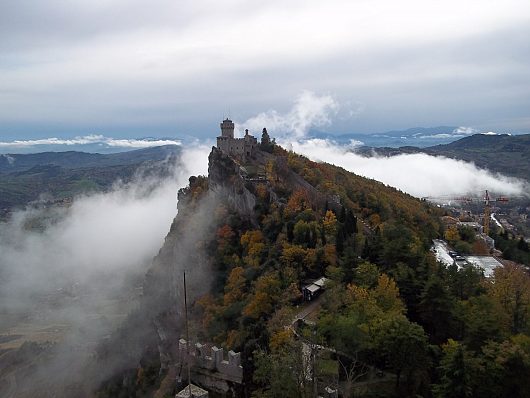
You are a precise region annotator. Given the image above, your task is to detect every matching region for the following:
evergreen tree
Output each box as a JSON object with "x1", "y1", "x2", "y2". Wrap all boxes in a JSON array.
[
  {"x1": 418, "y1": 274, "x2": 456, "y2": 344},
  {"x1": 433, "y1": 340, "x2": 477, "y2": 398},
  {"x1": 260, "y1": 128, "x2": 274, "y2": 153}
]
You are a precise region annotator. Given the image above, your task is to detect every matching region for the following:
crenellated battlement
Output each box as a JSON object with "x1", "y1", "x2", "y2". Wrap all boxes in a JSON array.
[
  {"x1": 178, "y1": 339, "x2": 243, "y2": 384},
  {"x1": 216, "y1": 119, "x2": 258, "y2": 159}
]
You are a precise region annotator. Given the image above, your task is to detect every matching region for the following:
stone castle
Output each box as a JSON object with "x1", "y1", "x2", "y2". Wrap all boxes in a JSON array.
[{"x1": 216, "y1": 118, "x2": 258, "y2": 158}]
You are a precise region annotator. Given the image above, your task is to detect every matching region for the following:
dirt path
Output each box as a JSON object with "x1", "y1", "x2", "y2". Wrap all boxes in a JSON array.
[{"x1": 292, "y1": 295, "x2": 324, "y2": 325}]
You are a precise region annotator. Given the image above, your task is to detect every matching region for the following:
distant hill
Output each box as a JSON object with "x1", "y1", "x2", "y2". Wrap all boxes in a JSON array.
[
  {"x1": 0, "y1": 145, "x2": 181, "y2": 212},
  {"x1": 357, "y1": 133, "x2": 530, "y2": 181},
  {"x1": 0, "y1": 145, "x2": 181, "y2": 173},
  {"x1": 310, "y1": 126, "x2": 465, "y2": 147}
]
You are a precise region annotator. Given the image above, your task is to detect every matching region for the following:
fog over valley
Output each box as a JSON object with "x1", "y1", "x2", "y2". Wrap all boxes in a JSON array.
[
  {"x1": 0, "y1": 145, "x2": 210, "y2": 392},
  {"x1": 1, "y1": 1, "x2": 530, "y2": 395}
]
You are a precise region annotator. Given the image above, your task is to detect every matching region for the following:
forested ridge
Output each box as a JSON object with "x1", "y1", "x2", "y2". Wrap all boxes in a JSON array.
[{"x1": 100, "y1": 139, "x2": 530, "y2": 398}]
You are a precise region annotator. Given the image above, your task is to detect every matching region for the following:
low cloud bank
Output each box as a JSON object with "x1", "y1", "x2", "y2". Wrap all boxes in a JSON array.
[
  {"x1": 0, "y1": 143, "x2": 210, "y2": 311},
  {"x1": 284, "y1": 138, "x2": 528, "y2": 198},
  {"x1": 0, "y1": 143, "x2": 211, "y2": 393},
  {"x1": 1, "y1": 179, "x2": 176, "y2": 309},
  {"x1": 0, "y1": 134, "x2": 181, "y2": 151},
  {"x1": 240, "y1": 91, "x2": 529, "y2": 198}
]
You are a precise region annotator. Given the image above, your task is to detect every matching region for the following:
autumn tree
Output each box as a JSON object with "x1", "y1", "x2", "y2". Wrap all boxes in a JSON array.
[
  {"x1": 223, "y1": 266, "x2": 246, "y2": 306},
  {"x1": 486, "y1": 263, "x2": 530, "y2": 334},
  {"x1": 243, "y1": 272, "x2": 281, "y2": 319},
  {"x1": 285, "y1": 189, "x2": 312, "y2": 218},
  {"x1": 444, "y1": 225, "x2": 460, "y2": 245},
  {"x1": 372, "y1": 274, "x2": 405, "y2": 314},
  {"x1": 322, "y1": 210, "x2": 338, "y2": 241},
  {"x1": 217, "y1": 224, "x2": 236, "y2": 253},
  {"x1": 241, "y1": 230, "x2": 266, "y2": 267}
]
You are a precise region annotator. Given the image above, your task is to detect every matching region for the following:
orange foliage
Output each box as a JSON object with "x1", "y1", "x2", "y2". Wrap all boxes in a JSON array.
[
  {"x1": 241, "y1": 230, "x2": 265, "y2": 266},
  {"x1": 224, "y1": 266, "x2": 246, "y2": 306},
  {"x1": 217, "y1": 224, "x2": 235, "y2": 250},
  {"x1": 269, "y1": 329, "x2": 294, "y2": 352},
  {"x1": 226, "y1": 329, "x2": 242, "y2": 348},
  {"x1": 369, "y1": 213, "x2": 382, "y2": 227},
  {"x1": 323, "y1": 244, "x2": 337, "y2": 267},
  {"x1": 241, "y1": 229, "x2": 264, "y2": 247},
  {"x1": 286, "y1": 189, "x2": 311, "y2": 215},
  {"x1": 281, "y1": 244, "x2": 308, "y2": 268},
  {"x1": 196, "y1": 294, "x2": 220, "y2": 330},
  {"x1": 472, "y1": 240, "x2": 490, "y2": 255},
  {"x1": 323, "y1": 210, "x2": 338, "y2": 237},
  {"x1": 372, "y1": 274, "x2": 404, "y2": 314},
  {"x1": 255, "y1": 183, "x2": 269, "y2": 200},
  {"x1": 243, "y1": 273, "x2": 281, "y2": 319},
  {"x1": 347, "y1": 283, "x2": 370, "y2": 302}
]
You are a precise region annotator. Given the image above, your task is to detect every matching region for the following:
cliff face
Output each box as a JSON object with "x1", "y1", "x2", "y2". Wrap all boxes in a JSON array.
[
  {"x1": 143, "y1": 147, "x2": 258, "y2": 310},
  {"x1": 96, "y1": 147, "x2": 259, "y2": 396},
  {"x1": 208, "y1": 147, "x2": 257, "y2": 223}
]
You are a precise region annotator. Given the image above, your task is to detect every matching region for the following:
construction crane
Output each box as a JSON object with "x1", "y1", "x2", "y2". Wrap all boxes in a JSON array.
[
  {"x1": 482, "y1": 190, "x2": 508, "y2": 235},
  {"x1": 422, "y1": 190, "x2": 509, "y2": 235}
]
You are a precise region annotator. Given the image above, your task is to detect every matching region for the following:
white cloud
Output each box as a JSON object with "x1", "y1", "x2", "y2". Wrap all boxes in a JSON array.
[
  {"x1": 2, "y1": 1, "x2": 529, "y2": 133},
  {"x1": 1, "y1": 153, "x2": 15, "y2": 164},
  {"x1": 282, "y1": 138, "x2": 528, "y2": 198},
  {"x1": 238, "y1": 91, "x2": 339, "y2": 139},
  {"x1": 237, "y1": 91, "x2": 526, "y2": 198},
  {"x1": 419, "y1": 126, "x2": 478, "y2": 139},
  {"x1": 0, "y1": 135, "x2": 181, "y2": 149},
  {"x1": 452, "y1": 126, "x2": 477, "y2": 135},
  {"x1": 0, "y1": 141, "x2": 210, "y2": 322},
  {"x1": 0, "y1": 142, "x2": 212, "y2": 392},
  {"x1": 234, "y1": 92, "x2": 528, "y2": 198}
]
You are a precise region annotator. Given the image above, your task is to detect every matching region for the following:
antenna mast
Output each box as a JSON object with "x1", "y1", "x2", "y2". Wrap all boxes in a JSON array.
[{"x1": 184, "y1": 271, "x2": 192, "y2": 397}]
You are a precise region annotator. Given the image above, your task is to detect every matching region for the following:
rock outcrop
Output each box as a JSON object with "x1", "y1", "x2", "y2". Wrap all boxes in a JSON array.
[{"x1": 208, "y1": 147, "x2": 257, "y2": 224}]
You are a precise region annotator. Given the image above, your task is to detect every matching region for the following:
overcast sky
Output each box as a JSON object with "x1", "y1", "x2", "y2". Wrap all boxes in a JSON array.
[{"x1": 1, "y1": 0, "x2": 529, "y2": 140}]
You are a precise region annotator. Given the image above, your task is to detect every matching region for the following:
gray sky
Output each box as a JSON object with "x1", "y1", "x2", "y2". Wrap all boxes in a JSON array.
[{"x1": 1, "y1": 0, "x2": 529, "y2": 139}]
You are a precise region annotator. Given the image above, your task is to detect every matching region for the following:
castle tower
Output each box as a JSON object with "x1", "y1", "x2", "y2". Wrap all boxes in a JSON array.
[{"x1": 220, "y1": 118, "x2": 235, "y2": 139}]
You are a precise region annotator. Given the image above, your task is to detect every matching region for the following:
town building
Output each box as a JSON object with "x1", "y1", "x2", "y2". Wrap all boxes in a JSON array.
[{"x1": 464, "y1": 256, "x2": 503, "y2": 277}]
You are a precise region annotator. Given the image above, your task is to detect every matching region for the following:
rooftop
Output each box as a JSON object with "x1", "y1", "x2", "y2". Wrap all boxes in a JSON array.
[
  {"x1": 464, "y1": 256, "x2": 503, "y2": 277},
  {"x1": 175, "y1": 384, "x2": 208, "y2": 398}
]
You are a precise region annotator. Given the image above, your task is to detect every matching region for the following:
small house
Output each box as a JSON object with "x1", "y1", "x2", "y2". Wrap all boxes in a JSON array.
[{"x1": 302, "y1": 277, "x2": 329, "y2": 301}]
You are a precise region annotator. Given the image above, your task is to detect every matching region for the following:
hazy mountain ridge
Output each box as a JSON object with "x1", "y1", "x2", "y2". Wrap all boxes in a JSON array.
[
  {"x1": 0, "y1": 145, "x2": 181, "y2": 173},
  {"x1": 310, "y1": 126, "x2": 466, "y2": 147},
  {"x1": 0, "y1": 145, "x2": 181, "y2": 212}
]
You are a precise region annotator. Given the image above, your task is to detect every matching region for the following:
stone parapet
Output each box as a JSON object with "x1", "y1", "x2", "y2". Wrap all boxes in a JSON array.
[{"x1": 178, "y1": 339, "x2": 243, "y2": 383}]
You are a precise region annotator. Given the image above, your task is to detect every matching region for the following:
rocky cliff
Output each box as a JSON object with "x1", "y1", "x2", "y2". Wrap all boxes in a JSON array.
[
  {"x1": 208, "y1": 147, "x2": 257, "y2": 223},
  {"x1": 96, "y1": 146, "x2": 260, "y2": 397}
]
